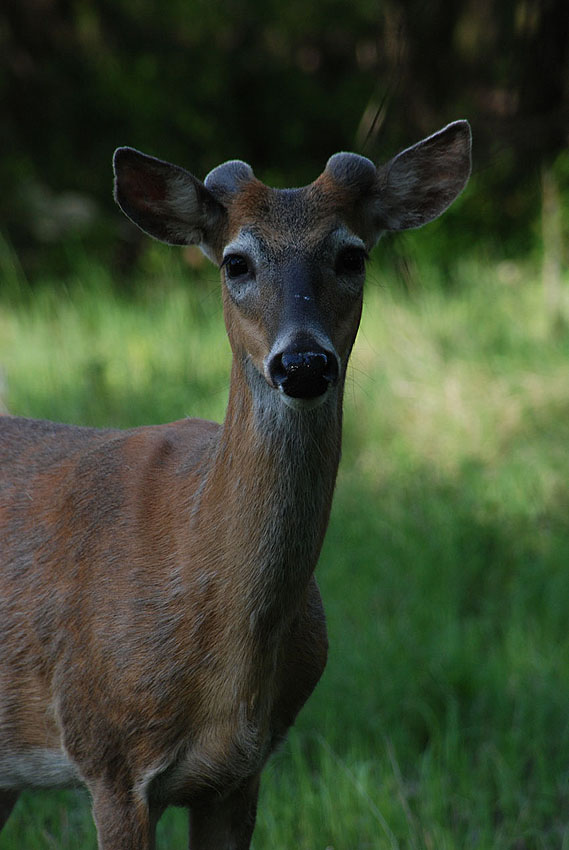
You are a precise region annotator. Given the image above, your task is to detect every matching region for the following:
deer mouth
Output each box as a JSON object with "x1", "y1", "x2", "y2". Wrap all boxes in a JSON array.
[{"x1": 276, "y1": 382, "x2": 332, "y2": 410}]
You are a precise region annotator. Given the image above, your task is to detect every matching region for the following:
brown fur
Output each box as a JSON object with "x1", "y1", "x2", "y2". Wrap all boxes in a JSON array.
[{"x1": 0, "y1": 403, "x2": 332, "y2": 847}]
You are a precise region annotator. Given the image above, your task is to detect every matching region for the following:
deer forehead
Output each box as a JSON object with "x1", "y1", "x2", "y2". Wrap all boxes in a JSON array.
[{"x1": 223, "y1": 176, "x2": 366, "y2": 257}]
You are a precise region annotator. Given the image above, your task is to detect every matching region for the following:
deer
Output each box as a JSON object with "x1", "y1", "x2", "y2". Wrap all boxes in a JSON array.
[{"x1": 0, "y1": 120, "x2": 471, "y2": 849}]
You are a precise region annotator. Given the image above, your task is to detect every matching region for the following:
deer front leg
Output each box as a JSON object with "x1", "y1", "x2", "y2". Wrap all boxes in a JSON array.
[
  {"x1": 188, "y1": 777, "x2": 260, "y2": 850},
  {"x1": 90, "y1": 783, "x2": 161, "y2": 850}
]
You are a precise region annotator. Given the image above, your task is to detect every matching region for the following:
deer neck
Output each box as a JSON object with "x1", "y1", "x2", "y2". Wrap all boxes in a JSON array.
[{"x1": 198, "y1": 357, "x2": 343, "y2": 628}]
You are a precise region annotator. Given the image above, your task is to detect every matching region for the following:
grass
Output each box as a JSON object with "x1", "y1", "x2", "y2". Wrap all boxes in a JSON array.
[{"x1": 1, "y1": 246, "x2": 569, "y2": 848}]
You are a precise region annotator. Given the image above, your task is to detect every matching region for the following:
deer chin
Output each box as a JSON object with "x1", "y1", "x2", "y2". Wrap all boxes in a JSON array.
[{"x1": 277, "y1": 385, "x2": 331, "y2": 411}]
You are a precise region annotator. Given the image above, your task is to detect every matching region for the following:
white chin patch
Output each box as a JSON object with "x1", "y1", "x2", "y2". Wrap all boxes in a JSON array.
[{"x1": 278, "y1": 386, "x2": 330, "y2": 411}]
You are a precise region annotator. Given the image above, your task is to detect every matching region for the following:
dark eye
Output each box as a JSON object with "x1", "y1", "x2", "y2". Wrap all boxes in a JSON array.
[
  {"x1": 337, "y1": 247, "x2": 367, "y2": 275},
  {"x1": 223, "y1": 254, "x2": 249, "y2": 279}
]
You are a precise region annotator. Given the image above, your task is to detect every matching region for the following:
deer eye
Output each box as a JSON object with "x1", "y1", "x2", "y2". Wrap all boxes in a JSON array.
[
  {"x1": 223, "y1": 254, "x2": 250, "y2": 279},
  {"x1": 336, "y1": 247, "x2": 367, "y2": 275}
]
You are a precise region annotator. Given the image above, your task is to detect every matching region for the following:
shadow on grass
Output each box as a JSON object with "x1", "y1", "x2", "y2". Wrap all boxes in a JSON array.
[{"x1": 300, "y1": 439, "x2": 569, "y2": 844}]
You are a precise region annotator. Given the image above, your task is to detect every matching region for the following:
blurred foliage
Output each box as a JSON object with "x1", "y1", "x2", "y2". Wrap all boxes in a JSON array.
[{"x1": 1, "y1": 0, "x2": 569, "y2": 282}]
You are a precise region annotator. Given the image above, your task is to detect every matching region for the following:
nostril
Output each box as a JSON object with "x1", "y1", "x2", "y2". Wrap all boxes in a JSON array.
[
  {"x1": 268, "y1": 350, "x2": 338, "y2": 399},
  {"x1": 268, "y1": 353, "x2": 288, "y2": 388}
]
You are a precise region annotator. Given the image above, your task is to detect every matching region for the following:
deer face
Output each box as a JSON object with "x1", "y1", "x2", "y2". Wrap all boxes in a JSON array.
[
  {"x1": 113, "y1": 121, "x2": 471, "y2": 409},
  {"x1": 215, "y1": 181, "x2": 372, "y2": 408}
]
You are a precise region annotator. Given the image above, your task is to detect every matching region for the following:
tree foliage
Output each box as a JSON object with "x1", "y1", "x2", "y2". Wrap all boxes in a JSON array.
[{"x1": 1, "y1": 0, "x2": 568, "y2": 278}]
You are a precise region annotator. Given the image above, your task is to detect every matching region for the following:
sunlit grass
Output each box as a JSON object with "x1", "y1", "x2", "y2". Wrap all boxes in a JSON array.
[
  {"x1": 0, "y1": 257, "x2": 229, "y2": 427},
  {"x1": 1, "y1": 251, "x2": 569, "y2": 848}
]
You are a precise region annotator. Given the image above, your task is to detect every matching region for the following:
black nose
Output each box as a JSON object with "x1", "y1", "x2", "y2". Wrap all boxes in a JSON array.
[{"x1": 267, "y1": 349, "x2": 339, "y2": 399}]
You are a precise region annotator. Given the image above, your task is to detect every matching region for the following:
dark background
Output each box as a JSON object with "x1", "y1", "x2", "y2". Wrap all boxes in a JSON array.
[{"x1": 2, "y1": 0, "x2": 568, "y2": 282}]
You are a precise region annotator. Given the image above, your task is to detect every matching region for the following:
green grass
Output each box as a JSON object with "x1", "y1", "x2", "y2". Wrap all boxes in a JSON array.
[{"x1": 1, "y1": 249, "x2": 569, "y2": 848}]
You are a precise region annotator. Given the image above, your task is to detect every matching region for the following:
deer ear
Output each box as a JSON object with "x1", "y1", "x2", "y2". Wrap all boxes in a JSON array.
[
  {"x1": 113, "y1": 147, "x2": 226, "y2": 253},
  {"x1": 371, "y1": 120, "x2": 472, "y2": 235}
]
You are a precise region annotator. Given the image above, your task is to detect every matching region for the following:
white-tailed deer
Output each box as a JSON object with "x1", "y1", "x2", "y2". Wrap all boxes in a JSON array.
[{"x1": 0, "y1": 121, "x2": 471, "y2": 849}]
